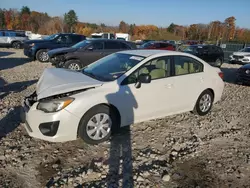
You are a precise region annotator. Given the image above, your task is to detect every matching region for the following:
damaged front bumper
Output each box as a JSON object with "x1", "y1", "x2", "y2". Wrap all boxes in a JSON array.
[
  {"x1": 49, "y1": 55, "x2": 66, "y2": 68},
  {"x1": 21, "y1": 91, "x2": 80, "y2": 142}
]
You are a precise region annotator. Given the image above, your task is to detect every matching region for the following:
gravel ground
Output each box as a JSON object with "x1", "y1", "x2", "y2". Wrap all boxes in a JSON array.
[{"x1": 0, "y1": 48, "x2": 250, "y2": 188}]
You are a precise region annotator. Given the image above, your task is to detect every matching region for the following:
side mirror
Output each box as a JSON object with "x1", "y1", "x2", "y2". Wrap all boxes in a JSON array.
[{"x1": 135, "y1": 74, "x2": 151, "y2": 88}]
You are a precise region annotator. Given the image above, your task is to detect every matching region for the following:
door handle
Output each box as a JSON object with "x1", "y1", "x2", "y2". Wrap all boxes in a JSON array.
[
  {"x1": 200, "y1": 77, "x2": 204, "y2": 82},
  {"x1": 100, "y1": 52, "x2": 103, "y2": 55}
]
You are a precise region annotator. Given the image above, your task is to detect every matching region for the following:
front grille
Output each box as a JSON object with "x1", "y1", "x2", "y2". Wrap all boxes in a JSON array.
[{"x1": 233, "y1": 55, "x2": 244, "y2": 59}]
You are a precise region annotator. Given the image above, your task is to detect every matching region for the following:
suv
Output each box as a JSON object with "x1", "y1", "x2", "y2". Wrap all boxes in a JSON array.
[
  {"x1": 139, "y1": 41, "x2": 176, "y2": 51},
  {"x1": 178, "y1": 44, "x2": 224, "y2": 67},
  {"x1": 229, "y1": 47, "x2": 250, "y2": 65},
  {"x1": 0, "y1": 30, "x2": 28, "y2": 49},
  {"x1": 48, "y1": 39, "x2": 137, "y2": 70},
  {"x1": 23, "y1": 33, "x2": 86, "y2": 62}
]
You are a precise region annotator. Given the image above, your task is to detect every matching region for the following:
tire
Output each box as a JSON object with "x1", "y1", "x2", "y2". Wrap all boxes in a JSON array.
[
  {"x1": 215, "y1": 58, "x2": 222, "y2": 67},
  {"x1": 36, "y1": 49, "x2": 49, "y2": 63},
  {"x1": 64, "y1": 59, "x2": 82, "y2": 70},
  {"x1": 12, "y1": 41, "x2": 21, "y2": 49},
  {"x1": 193, "y1": 90, "x2": 214, "y2": 116},
  {"x1": 78, "y1": 105, "x2": 119, "y2": 145}
]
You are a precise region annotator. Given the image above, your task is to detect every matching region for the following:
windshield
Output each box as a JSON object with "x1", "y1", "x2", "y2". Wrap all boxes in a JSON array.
[
  {"x1": 43, "y1": 34, "x2": 59, "y2": 40},
  {"x1": 82, "y1": 53, "x2": 145, "y2": 81},
  {"x1": 72, "y1": 40, "x2": 91, "y2": 48},
  {"x1": 239, "y1": 48, "x2": 250, "y2": 52}
]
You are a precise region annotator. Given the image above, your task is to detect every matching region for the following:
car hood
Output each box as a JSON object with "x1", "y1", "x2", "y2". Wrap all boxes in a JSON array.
[
  {"x1": 48, "y1": 47, "x2": 77, "y2": 57},
  {"x1": 233, "y1": 52, "x2": 250, "y2": 56},
  {"x1": 241, "y1": 64, "x2": 250, "y2": 69},
  {"x1": 36, "y1": 68, "x2": 103, "y2": 100}
]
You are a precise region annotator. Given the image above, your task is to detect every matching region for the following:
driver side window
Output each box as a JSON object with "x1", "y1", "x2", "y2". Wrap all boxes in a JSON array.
[
  {"x1": 122, "y1": 57, "x2": 171, "y2": 85},
  {"x1": 90, "y1": 42, "x2": 104, "y2": 50}
]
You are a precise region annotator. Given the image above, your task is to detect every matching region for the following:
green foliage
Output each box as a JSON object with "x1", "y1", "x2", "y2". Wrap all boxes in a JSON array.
[
  {"x1": 64, "y1": 10, "x2": 78, "y2": 32},
  {"x1": 167, "y1": 23, "x2": 176, "y2": 33},
  {"x1": 0, "y1": 9, "x2": 6, "y2": 28},
  {"x1": 21, "y1": 6, "x2": 30, "y2": 15}
]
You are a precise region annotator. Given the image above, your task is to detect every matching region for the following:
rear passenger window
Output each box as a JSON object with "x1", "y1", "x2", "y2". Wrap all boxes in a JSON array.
[
  {"x1": 105, "y1": 41, "x2": 121, "y2": 49},
  {"x1": 71, "y1": 35, "x2": 82, "y2": 43},
  {"x1": 5, "y1": 32, "x2": 16, "y2": 37},
  {"x1": 120, "y1": 42, "x2": 130, "y2": 49},
  {"x1": 174, "y1": 56, "x2": 203, "y2": 76},
  {"x1": 0, "y1": 32, "x2": 3, "y2": 36},
  {"x1": 160, "y1": 43, "x2": 168, "y2": 48}
]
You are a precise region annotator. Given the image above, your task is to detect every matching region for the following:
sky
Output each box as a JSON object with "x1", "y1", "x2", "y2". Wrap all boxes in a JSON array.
[{"x1": 1, "y1": 0, "x2": 250, "y2": 28}]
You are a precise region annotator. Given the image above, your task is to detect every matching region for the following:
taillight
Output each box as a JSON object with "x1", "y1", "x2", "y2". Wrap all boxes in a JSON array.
[{"x1": 218, "y1": 72, "x2": 224, "y2": 80}]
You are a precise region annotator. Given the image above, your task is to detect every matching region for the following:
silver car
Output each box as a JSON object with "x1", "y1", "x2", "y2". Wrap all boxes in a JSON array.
[{"x1": 0, "y1": 30, "x2": 28, "y2": 49}]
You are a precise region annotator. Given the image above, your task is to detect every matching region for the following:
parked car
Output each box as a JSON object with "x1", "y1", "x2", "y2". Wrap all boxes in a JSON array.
[
  {"x1": 21, "y1": 50, "x2": 224, "y2": 145},
  {"x1": 48, "y1": 39, "x2": 137, "y2": 70},
  {"x1": 23, "y1": 33, "x2": 86, "y2": 62},
  {"x1": 236, "y1": 64, "x2": 250, "y2": 85},
  {"x1": 178, "y1": 44, "x2": 224, "y2": 67},
  {"x1": 139, "y1": 41, "x2": 176, "y2": 51},
  {"x1": 0, "y1": 30, "x2": 28, "y2": 49},
  {"x1": 229, "y1": 47, "x2": 250, "y2": 65}
]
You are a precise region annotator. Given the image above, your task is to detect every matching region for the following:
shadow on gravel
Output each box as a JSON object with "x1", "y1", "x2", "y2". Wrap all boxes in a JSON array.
[
  {"x1": 0, "y1": 79, "x2": 38, "y2": 99},
  {"x1": 221, "y1": 66, "x2": 238, "y2": 84},
  {"x1": 0, "y1": 105, "x2": 22, "y2": 140},
  {"x1": 83, "y1": 80, "x2": 137, "y2": 187},
  {"x1": 0, "y1": 51, "x2": 15, "y2": 57},
  {"x1": 0, "y1": 57, "x2": 30, "y2": 70},
  {"x1": 172, "y1": 158, "x2": 225, "y2": 188}
]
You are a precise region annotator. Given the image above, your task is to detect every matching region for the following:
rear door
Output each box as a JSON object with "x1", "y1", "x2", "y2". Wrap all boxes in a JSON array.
[{"x1": 170, "y1": 55, "x2": 205, "y2": 112}]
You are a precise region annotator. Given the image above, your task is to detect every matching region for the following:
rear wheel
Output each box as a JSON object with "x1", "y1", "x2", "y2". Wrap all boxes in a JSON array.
[
  {"x1": 78, "y1": 105, "x2": 119, "y2": 145},
  {"x1": 193, "y1": 90, "x2": 214, "y2": 116},
  {"x1": 36, "y1": 49, "x2": 49, "y2": 62},
  {"x1": 12, "y1": 41, "x2": 21, "y2": 49},
  {"x1": 215, "y1": 58, "x2": 222, "y2": 67},
  {"x1": 64, "y1": 59, "x2": 82, "y2": 70}
]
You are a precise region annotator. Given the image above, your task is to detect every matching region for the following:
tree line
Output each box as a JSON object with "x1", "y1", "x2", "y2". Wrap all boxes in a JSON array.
[{"x1": 0, "y1": 6, "x2": 250, "y2": 42}]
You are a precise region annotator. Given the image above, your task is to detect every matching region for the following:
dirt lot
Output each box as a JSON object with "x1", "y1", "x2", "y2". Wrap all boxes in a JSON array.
[{"x1": 0, "y1": 48, "x2": 250, "y2": 188}]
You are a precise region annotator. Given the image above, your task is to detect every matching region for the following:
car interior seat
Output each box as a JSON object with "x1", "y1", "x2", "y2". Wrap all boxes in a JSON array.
[{"x1": 150, "y1": 60, "x2": 166, "y2": 79}]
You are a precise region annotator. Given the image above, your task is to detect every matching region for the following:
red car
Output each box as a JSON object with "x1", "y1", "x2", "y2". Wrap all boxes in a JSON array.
[{"x1": 139, "y1": 41, "x2": 176, "y2": 51}]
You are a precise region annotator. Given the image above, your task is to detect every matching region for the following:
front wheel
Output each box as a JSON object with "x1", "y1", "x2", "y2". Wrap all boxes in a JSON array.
[
  {"x1": 12, "y1": 41, "x2": 21, "y2": 49},
  {"x1": 78, "y1": 105, "x2": 119, "y2": 145},
  {"x1": 36, "y1": 49, "x2": 49, "y2": 63},
  {"x1": 193, "y1": 90, "x2": 214, "y2": 116},
  {"x1": 64, "y1": 59, "x2": 82, "y2": 70}
]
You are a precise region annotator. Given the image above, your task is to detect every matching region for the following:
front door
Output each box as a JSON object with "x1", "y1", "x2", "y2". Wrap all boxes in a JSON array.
[
  {"x1": 79, "y1": 41, "x2": 105, "y2": 66},
  {"x1": 118, "y1": 56, "x2": 175, "y2": 124}
]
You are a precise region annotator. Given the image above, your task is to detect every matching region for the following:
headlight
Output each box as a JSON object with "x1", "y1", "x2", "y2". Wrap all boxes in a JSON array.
[
  {"x1": 37, "y1": 97, "x2": 74, "y2": 113},
  {"x1": 29, "y1": 43, "x2": 35, "y2": 47},
  {"x1": 229, "y1": 55, "x2": 233, "y2": 58}
]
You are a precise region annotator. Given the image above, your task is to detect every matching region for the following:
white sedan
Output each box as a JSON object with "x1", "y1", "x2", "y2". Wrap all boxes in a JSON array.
[{"x1": 21, "y1": 50, "x2": 225, "y2": 145}]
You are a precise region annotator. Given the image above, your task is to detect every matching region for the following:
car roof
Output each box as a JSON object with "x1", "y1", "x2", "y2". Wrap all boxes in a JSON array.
[
  {"x1": 117, "y1": 50, "x2": 189, "y2": 57},
  {"x1": 87, "y1": 39, "x2": 129, "y2": 42}
]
